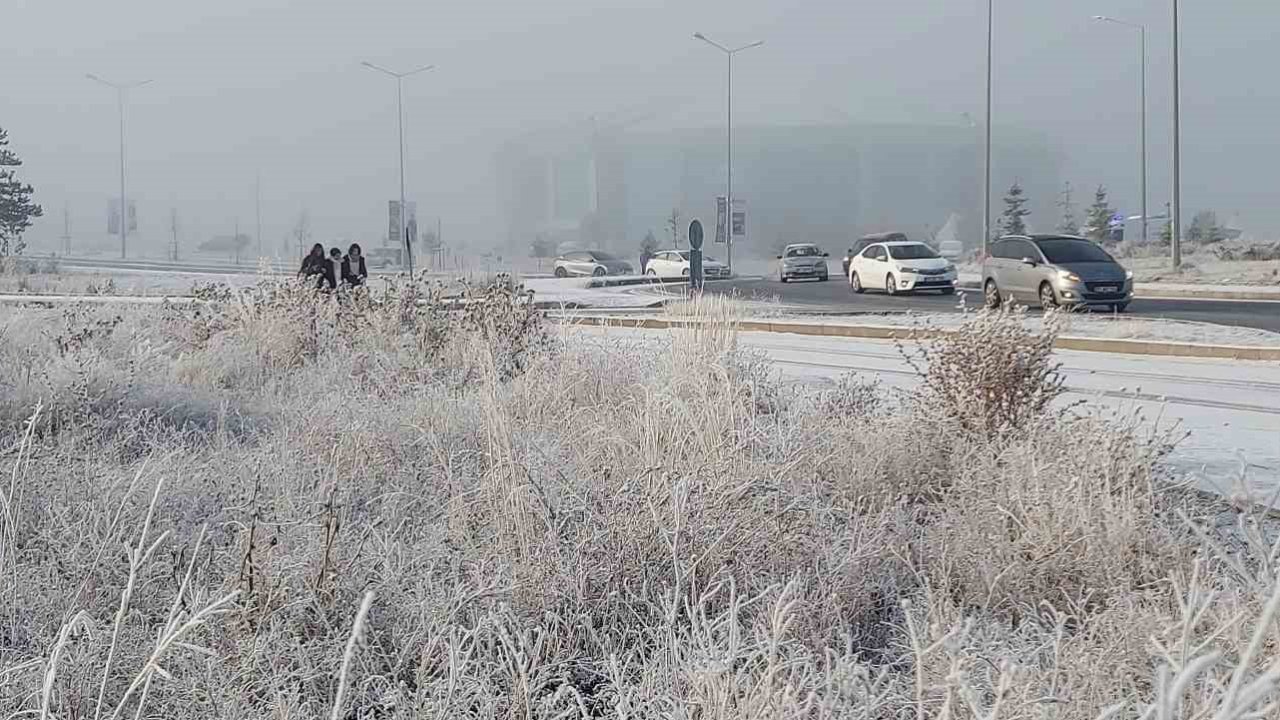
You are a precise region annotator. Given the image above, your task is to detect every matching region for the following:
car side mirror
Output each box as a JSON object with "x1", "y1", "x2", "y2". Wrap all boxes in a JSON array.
[
  {"x1": 822, "y1": 252, "x2": 830, "y2": 257},
  {"x1": 1021, "y1": 257, "x2": 1038, "y2": 266}
]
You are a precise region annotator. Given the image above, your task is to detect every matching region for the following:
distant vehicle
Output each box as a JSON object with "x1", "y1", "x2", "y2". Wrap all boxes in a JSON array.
[
  {"x1": 553, "y1": 250, "x2": 634, "y2": 278},
  {"x1": 982, "y1": 234, "x2": 1133, "y2": 312},
  {"x1": 776, "y1": 243, "x2": 830, "y2": 283},
  {"x1": 843, "y1": 232, "x2": 908, "y2": 278},
  {"x1": 645, "y1": 249, "x2": 730, "y2": 279},
  {"x1": 366, "y1": 247, "x2": 403, "y2": 268},
  {"x1": 937, "y1": 240, "x2": 964, "y2": 260},
  {"x1": 847, "y1": 240, "x2": 957, "y2": 296}
]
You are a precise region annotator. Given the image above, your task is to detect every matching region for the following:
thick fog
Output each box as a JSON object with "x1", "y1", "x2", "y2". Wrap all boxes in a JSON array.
[{"x1": 3, "y1": 0, "x2": 1277, "y2": 255}]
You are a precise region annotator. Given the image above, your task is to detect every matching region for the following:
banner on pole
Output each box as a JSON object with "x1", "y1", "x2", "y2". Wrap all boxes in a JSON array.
[
  {"x1": 108, "y1": 199, "x2": 137, "y2": 234},
  {"x1": 715, "y1": 196, "x2": 727, "y2": 243}
]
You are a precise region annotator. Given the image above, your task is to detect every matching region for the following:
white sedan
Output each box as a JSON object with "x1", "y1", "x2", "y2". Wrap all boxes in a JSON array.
[
  {"x1": 847, "y1": 241, "x2": 957, "y2": 295},
  {"x1": 645, "y1": 250, "x2": 731, "y2": 279}
]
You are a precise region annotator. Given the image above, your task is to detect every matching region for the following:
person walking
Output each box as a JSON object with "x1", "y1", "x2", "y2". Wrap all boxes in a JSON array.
[
  {"x1": 299, "y1": 243, "x2": 326, "y2": 286},
  {"x1": 342, "y1": 243, "x2": 369, "y2": 288},
  {"x1": 317, "y1": 247, "x2": 342, "y2": 292}
]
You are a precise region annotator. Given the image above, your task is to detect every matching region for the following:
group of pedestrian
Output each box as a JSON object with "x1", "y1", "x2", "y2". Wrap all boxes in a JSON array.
[{"x1": 298, "y1": 243, "x2": 368, "y2": 291}]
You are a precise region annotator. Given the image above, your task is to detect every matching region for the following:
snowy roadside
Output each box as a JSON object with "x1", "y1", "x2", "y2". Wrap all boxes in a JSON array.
[
  {"x1": 572, "y1": 324, "x2": 1280, "y2": 502},
  {"x1": 742, "y1": 310, "x2": 1280, "y2": 348}
]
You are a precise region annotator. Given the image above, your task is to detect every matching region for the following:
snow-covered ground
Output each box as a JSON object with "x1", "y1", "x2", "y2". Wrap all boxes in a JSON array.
[
  {"x1": 743, "y1": 310, "x2": 1280, "y2": 348},
  {"x1": 577, "y1": 324, "x2": 1280, "y2": 501}
]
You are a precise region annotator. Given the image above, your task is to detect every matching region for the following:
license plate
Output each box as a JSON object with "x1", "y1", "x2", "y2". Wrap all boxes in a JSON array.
[{"x1": 1097, "y1": 286, "x2": 1118, "y2": 293}]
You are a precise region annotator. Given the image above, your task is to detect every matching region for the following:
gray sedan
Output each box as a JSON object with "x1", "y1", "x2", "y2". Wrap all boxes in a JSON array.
[
  {"x1": 777, "y1": 243, "x2": 830, "y2": 283},
  {"x1": 553, "y1": 250, "x2": 634, "y2": 278},
  {"x1": 983, "y1": 234, "x2": 1133, "y2": 312}
]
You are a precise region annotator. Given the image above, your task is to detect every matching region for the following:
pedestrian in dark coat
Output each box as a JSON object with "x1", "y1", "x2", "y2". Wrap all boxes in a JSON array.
[
  {"x1": 317, "y1": 247, "x2": 342, "y2": 291},
  {"x1": 342, "y1": 243, "x2": 369, "y2": 287},
  {"x1": 299, "y1": 243, "x2": 325, "y2": 284}
]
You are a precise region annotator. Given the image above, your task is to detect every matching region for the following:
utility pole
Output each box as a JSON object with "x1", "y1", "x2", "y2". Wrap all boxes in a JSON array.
[
  {"x1": 1058, "y1": 181, "x2": 1076, "y2": 233},
  {"x1": 694, "y1": 32, "x2": 764, "y2": 275},
  {"x1": 255, "y1": 172, "x2": 262, "y2": 262},
  {"x1": 982, "y1": 0, "x2": 994, "y2": 257},
  {"x1": 86, "y1": 74, "x2": 151, "y2": 259},
  {"x1": 170, "y1": 208, "x2": 180, "y2": 261},
  {"x1": 1170, "y1": 0, "x2": 1182, "y2": 268},
  {"x1": 361, "y1": 60, "x2": 435, "y2": 278},
  {"x1": 60, "y1": 206, "x2": 72, "y2": 256}
]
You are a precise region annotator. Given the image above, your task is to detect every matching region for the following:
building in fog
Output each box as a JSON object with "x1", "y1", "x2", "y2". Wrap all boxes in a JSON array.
[{"x1": 494, "y1": 121, "x2": 1062, "y2": 258}]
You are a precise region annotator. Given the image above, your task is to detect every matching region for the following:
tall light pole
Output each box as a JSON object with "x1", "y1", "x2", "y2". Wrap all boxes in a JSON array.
[
  {"x1": 86, "y1": 74, "x2": 151, "y2": 259},
  {"x1": 1094, "y1": 15, "x2": 1148, "y2": 245},
  {"x1": 694, "y1": 32, "x2": 763, "y2": 275},
  {"x1": 361, "y1": 61, "x2": 434, "y2": 278},
  {"x1": 1171, "y1": 0, "x2": 1182, "y2": 268},
  {"x1": 982, "y1": 0, "x2": 993, "y2": 257}
]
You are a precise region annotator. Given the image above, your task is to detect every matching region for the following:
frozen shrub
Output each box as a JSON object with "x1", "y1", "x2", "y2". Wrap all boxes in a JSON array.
[{"x1": 901, "y1": 306, "x2": 1068, "y2": 439}]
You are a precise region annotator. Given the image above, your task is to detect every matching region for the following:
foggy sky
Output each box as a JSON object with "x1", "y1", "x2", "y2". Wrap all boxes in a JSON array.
[{"x1": 3, "y1": 0, "x2": 1277, "y2": 255}]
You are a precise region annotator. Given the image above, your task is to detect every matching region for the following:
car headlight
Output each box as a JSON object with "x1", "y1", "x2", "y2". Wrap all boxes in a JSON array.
[
  {"x1": 1125, "y1": 269, "x2": 1134, "y2": 280},
  {"x1": 900, "y1": 267, "x2": 920, "y2": 274},
  {"x1": 1058, "y1": 270, "x2": 1083, "y2": 283},
  {"x1": 944, "y1": 263, "x2": 956, "y2": 273}
]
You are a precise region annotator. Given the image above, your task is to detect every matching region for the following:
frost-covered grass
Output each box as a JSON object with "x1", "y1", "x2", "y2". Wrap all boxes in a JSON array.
[{"x1": 2, "y1": 280, "x2": 1279, "y2": 719}]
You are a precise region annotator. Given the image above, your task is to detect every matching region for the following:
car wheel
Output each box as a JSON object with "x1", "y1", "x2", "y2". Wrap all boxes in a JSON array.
[
  {"x1": 554, "y1": 267, "x2": 568, "y2": 278},
  {"x1": 984, "y1": 280, "x2": 1002, "y2": 309},
  {"x1": 1113, "y1": 302, "x2": 1130, "y2": 313},
  {"x1": 593, "y1": 267, "x2": 607, "y2": 277},
  {"x1": 779, "y1": 271, "x2": 788, "y2": 283},
  {"x1": 819, "y1": 274, "x2": 829, "y2": 282},
  {"x1": 885, "y1": 274, "x2": 898, "y2": 296},
  {"x1": 1039, "y1": 282, "x2": 1058, "y2": 309},
  {"x1": 850, "y1": 272, "x2": 864, "y2": 294}
]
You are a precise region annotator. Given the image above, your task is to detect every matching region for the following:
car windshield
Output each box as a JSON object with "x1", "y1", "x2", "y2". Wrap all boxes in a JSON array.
[
  {"x1": 589, "y1": 251, "x2": 620, "y2": 261},
  {"x1": 1037, "y1": 239, "x2": 1115, "y2": 264},
  {"x1": 887, "y1": 244, "x2": 939, "y2": 260},
  {"x1": 786, "y1": 246, "x2": 821, "y2": 257}
]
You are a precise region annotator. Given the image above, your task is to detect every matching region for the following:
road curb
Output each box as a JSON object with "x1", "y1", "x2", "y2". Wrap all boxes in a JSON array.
[
  {"x1": 957, "y1": 279, "x2": 1280, "y2": 302},
  {"x1": 561, "y1": 314, "x2": 1280, "y2": 361}
]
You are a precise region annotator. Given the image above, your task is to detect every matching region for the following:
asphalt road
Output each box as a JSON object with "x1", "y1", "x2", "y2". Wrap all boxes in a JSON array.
[{"x1": 707, "y1": 276, "x2": 1280, "y2": 333}]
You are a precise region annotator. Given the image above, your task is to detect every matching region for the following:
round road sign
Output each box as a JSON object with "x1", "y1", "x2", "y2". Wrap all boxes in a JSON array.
[{"x1": 688, "y1": 219, "x2": 704, "y2": 250}]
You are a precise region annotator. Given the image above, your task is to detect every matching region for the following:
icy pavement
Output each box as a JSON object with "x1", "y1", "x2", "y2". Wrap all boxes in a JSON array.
[{"x1": 578, "y1": 325, "x2": 1280, "y2": 502}]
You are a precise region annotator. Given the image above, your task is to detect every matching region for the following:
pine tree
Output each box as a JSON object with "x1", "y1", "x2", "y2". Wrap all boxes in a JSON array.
[
  {"x1": 640, "y1": 230, "x2": 658, "y2": 255},
  {"x1": 998, "y1": 181, "x2": 1030, "y2": 236},
  {"x1": 1057, "y1": 181, "x2": 1079, "y2": 234},
  {"x1": 1085, "y1": 185, "x2": 1114, "y2": 242},
  {"x1": 0, "y1": 126, "x2": 44, "y2": 257}
]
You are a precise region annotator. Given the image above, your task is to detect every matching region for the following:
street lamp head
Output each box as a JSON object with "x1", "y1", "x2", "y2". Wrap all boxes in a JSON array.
[{"x1": 693, "y1": 32, "x2": 706, "y2": 40}]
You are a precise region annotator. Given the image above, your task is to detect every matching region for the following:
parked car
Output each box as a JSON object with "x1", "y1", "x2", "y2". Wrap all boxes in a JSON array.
[
  {"x1": 553, "y1": 250, "x2": 634, "y2": 278},
  {"x1": 982, "y1": 234, "x2": 1133, "y2": 311},
  {"x1": 846, "y1": 241, "x2": 957, "y2": 295},
  {"x1": 776, "y1": 243, "x2": 830, "y2": 282},
  {"x1": 645, "y1": 249, "x2": 731, "y2": 279},
  {"x1": 842, "y1": 232, "x2": 908, "y2": 278},
  {"x1": 937, "y1": 239, "x2": 964, "y2": 260}
]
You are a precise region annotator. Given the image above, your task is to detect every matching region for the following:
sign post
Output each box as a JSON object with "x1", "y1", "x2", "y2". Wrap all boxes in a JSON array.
[{"x1": 688, "y1": 219, "x2": 705, "y2": 292}]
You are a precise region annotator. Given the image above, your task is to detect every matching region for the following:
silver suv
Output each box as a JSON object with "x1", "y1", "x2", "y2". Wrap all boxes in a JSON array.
[{"x1": 983, "y1": 235, "x2": 1133, "y2": 312}]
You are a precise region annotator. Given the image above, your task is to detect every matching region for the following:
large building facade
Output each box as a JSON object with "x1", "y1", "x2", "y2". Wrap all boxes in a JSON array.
[{"x1": 495, "y1": 122, "x2": 1062, "y2": 258}]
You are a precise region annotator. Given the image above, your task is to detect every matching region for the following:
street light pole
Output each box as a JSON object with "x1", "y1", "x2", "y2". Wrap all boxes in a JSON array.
[
  {"x1": 983, "y1": 0, "x2": 993, "y2": 257},
  {"x1": 1093, "y1": 15, "x2": 1148, "y2": 244},
  {"x1": 694, "y1": 32, "x2": 763, "y2": 276},
  {"x1": 361, "y1": 61, "x2": 434, "y2": 278},
  {"x1": 86, "y1": 74, "x2": 151, "y2": 259},
  {"x1": 1171, "y1": 0, "x2": 1182, "y2": 268}
]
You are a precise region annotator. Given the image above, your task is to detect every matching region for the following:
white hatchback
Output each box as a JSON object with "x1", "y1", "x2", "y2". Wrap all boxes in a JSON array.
[
  {"x1": 645, "y1": 249, "x2": 731, "y2": 279},
  {"x1": 847, "y1": 241, "x2": 957, "y2": 295}
]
